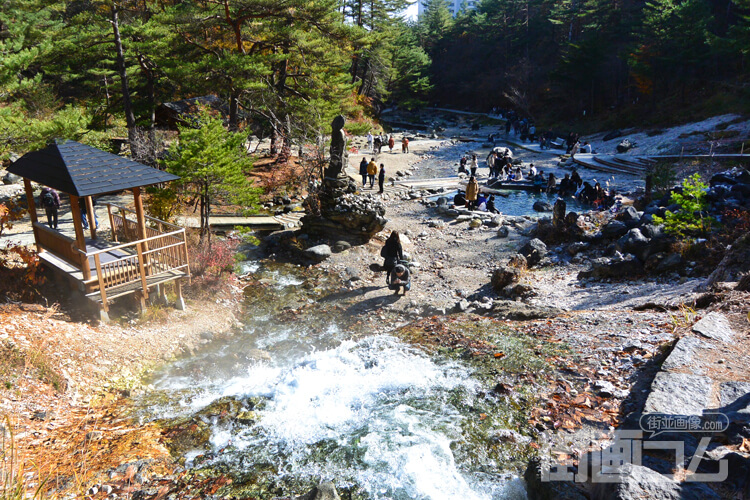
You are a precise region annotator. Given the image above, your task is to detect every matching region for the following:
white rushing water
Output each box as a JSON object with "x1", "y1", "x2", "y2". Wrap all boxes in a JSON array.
[{"x1": 149, "y1": 334, "x2": 527, "y2": 500}]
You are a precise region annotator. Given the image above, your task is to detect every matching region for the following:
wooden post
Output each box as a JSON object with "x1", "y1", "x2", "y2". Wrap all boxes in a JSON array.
[
  {"x1": 133, "y1": 187, "x2": 150, "y2": 299},
  {"x1": 22, "y1": 179, "x2": 40, "y2": 252},
  {"x1": 69, "y1": 195, "x2": 91, "y2": 282},
  {"x1": 22, "y1": 179, "x2": 38, "y2": 224},
  {"x1": 108, "y1": 204, "x2": 117, "y2": 242},
  {"x1": 119, "y1": 206, "x2": 130, "y2": 241},
  {"x1": 85, "y1": 196, "x2": 97, "y2": 240},
  {"x1": 94, "y1": 253, "x2": 108, "y2": 311},
  {"x1": 136, "y1": 237, "x2": 149, "y2": 301}
]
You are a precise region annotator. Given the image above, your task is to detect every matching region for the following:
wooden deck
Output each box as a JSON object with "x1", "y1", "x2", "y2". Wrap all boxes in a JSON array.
[{"x1": 37, "y1": 203, "x2": 190, "y2": 316}]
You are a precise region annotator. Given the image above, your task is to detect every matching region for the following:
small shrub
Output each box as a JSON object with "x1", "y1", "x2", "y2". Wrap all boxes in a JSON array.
[
  {"x1": 648, "y1": 161, "x2": 677, "y2": 195},
  {"x1": 653, "y1": 173, "x2": 714, "y2": 237},
  {"x1": 145, "y1": 186, "x2": 179, "y2": 223},
  {"x1": 190, "y1": 238, "x2": 238, "y2": 277}
]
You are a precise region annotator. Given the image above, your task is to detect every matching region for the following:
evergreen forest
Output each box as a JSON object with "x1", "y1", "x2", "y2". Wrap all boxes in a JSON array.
[{"x1": 2, "y1": 0, "x2": 750, "y2": 160}]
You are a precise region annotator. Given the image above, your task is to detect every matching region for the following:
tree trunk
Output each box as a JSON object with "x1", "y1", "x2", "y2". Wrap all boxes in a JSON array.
[
  {"x1": 229, "y1": 94, "x2": 238, "y2": 130},
  {"x1": 112, "y1": 2, "x2": 139, "y2": 158}
]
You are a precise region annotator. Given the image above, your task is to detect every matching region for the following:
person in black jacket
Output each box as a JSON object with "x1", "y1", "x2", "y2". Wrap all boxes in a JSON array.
[
  {"x1": 381, "y1": 230, "x2": 404, "y2": 284},
  {"x1": 359, "y1": 157, "x2": 368, "y2": 187},
  {"x1": 378, "y1": 164, "x2": 386, "y2": 194}
]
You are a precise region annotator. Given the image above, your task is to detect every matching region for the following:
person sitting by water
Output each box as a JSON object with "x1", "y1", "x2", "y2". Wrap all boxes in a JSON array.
[
  {"x1": 529, "y1": 163, "x2": 537, "y2": 178},
  {"x1": 571, "y1": 168, "x2": 583, "y2": 187},
  {"x1": 459, "y1": 156, "x2": 467, "y2": 174},
  {"x1": 592, "y1": 182, "x2": 607, "y2": 209},
  {"x1": 454, "y1": 190, "x2": 466, "y2": 206},
  {"x1": 559, "y1": 174, "x2": 573, "y2": 195},
  {"x1": 514, "y1": 166, "x2": 524, "y2": 181},
  {"x1": 381, "y1": 230, "x2": 404, "y2": 284},
  {"x1": 580, "y1": 141, "x2": 592, "y2": 154},
  {"x1": 546, "y1": 172, "x2": 557, "y2": 195},
  {"x1": 486, "y1": 194, "x2": 500, "y2": 214},
  {"x1": 389, "y1": 264, "x2": 411, "y2": 295},
  {"x1": 466, "y1": 176, "x2": 479, "y2": 210},
  {"x1": 533, "y1": 170, "x2": 545, "y2": 184},
  {"x1": 477, "y1": 193, "x2": 488, "y2": 211},
  {"x1": 578, "y1": 182, "x2": 597, "y2": 204}
]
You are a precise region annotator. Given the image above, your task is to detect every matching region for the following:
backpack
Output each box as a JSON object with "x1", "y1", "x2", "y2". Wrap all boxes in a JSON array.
[{"x1": 42, "y1": 191, "x2": 56, "y2": 208}]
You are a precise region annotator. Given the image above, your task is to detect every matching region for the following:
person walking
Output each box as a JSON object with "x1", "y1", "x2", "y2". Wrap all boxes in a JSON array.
[
  {"x1": 359, "y1": 156, "x2": 369, "y2": 187},
  {"x1": 359, "y1": 157, "x2": 369, "y2": 187},
  {"x1": 378, "y1": 163, "x2": 386, "y2": 194},
  {"x1": 401, "y1": 136, "x2": 409, "y2": 153},
  {"x1": 367, "y1": 131, "x2": 374, "y2": 152},
  {"x1": 367, "y1": 157, "x2": 378, "y2": 188},
  {"x1": 388, "y1": 135, "x2": 395, "y2": 153},
  {"x1": 466, "y1": 175, "x2": 479, "y2": 211},
  {"x1": 39, "y1": 186, "x2": 61, "y2": 230}
]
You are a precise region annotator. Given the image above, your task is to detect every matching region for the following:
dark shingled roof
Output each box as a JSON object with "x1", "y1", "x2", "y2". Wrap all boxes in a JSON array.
[{"x1": 7, "y1": 140, "x2": 179, "y2": 197}]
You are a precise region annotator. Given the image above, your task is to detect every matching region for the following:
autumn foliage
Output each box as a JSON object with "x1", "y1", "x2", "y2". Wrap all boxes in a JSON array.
[{"x1": 0, "y1": 202, "x2": 45, "y2": 301}]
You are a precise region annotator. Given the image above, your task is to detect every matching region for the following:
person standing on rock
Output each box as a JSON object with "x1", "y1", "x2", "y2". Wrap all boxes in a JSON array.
[
  {"x1": 359, "y1": 157, "x2": 369, "y2": 187},
  {"x1": 367, "y1": 131, "x2": 374, "y2": 152},
  {"x1": 367, "y1": 158, "x2": 378, "y2": 188},
  {"x1": 466, "y1": 175, "x2": 479, "y2": 210},
  {"x1": 381, "y1": 230, "x2": 404, "y2": 284},
  {"x1": 378, "y1": 163, "x2": 386, "y2": 194},
  {"x1": 470, "y1": 154, "x2": 478, "y2": 177},
  {"x1": 401, "y1": 136, "x2": 409, "y2": 153},
  {"x1": 389, "y1": 264, "x2": 411, "y2": 295},
  {"x1": 388, "y1": 135, "x2": 395, "y2": 153},
  {"x1": 39, "y1": 186, "x2": 61, "y2": 230}
]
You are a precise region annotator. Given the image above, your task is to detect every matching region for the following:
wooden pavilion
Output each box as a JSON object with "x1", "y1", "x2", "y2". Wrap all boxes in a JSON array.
[{"x1": 7, "y1": 140, "x2": 191, "y2": 322}]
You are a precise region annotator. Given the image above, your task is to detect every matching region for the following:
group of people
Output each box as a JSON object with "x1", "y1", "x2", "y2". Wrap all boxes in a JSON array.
[
  {"x1": 455, "y1": 176, "x2": 500, "y2": 213},
  {"x1": 37, "y1": 187, "x2": 98, "y2": 230},
  {"x1": 359, "y1": 157, "x2": 387, "y2": 193},
  {"x1": 367, "y1": 131, "x2": 409, "y2": 154},
  {"x1": 458, "y1": 154, "x2": 480, "y2": 176}
]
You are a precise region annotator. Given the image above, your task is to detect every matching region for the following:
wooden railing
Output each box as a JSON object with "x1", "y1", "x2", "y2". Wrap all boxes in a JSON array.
[
  {"x1": 33, "y1": 222, "x2": 81, "y2": 267},
  {"x1": 80, "y1": 204, "x2": 192, "y2": 309}
]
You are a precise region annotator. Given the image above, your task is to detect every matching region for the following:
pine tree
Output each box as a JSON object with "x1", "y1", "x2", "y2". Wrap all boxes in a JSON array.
[{"x1": 162, "y1": 108, "x2": 260, "y2": 245}]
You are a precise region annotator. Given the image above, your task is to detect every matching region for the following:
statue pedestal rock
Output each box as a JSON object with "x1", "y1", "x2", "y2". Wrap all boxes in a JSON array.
[{"x1": 301, "y1": 115, "x2": 386, "y2": 244}]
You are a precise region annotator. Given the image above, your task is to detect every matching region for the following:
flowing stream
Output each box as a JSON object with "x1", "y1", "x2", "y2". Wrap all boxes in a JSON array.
[{"x1": 141, "y1": 261, "x2": 530, "y2": 499}]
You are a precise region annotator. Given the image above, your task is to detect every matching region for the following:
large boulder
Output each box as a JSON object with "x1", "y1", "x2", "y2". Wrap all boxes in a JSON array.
[
  {"x1": 301, "y1": 180, "x2": 387, "y2": 244},
  {"x1": 533, "y1": 200, "x2": 553, "y2": 212},
  {"x1": 616, "y1": 228, "x2": 650, "y2": 261},
  {"x1": 578, "y1": 255, "x2": 644, "y2": 280},
  {"x1": 590, "y1": 463, "x2": 721, "y2": 500},
  {"x1": 296, "y1": 482, "x2": 342, "y2": 500},
  {"x1": 304, "y1": 244, "x2": 332, "y2": 262},
  {"x1": 491, "y1": 265, "x2": 521, "y2": 291},
  {"x1": 1, "y1": 172, "x2": 22, "y2": 185},
  {"x1": 602, "y1": 220, "x2": 629, "y2": 239},
  {"x1": 519, "y1": 238, "x2": 548, "y2": 267},
  {"x1": 701, "y1": 232, "x2": 750, "y2": 289}
]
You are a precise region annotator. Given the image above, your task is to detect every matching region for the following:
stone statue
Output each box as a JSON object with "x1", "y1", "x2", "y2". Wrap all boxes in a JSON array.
[{"x1": 324, "y1": 115, "x2": 347, "y2": 179}]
